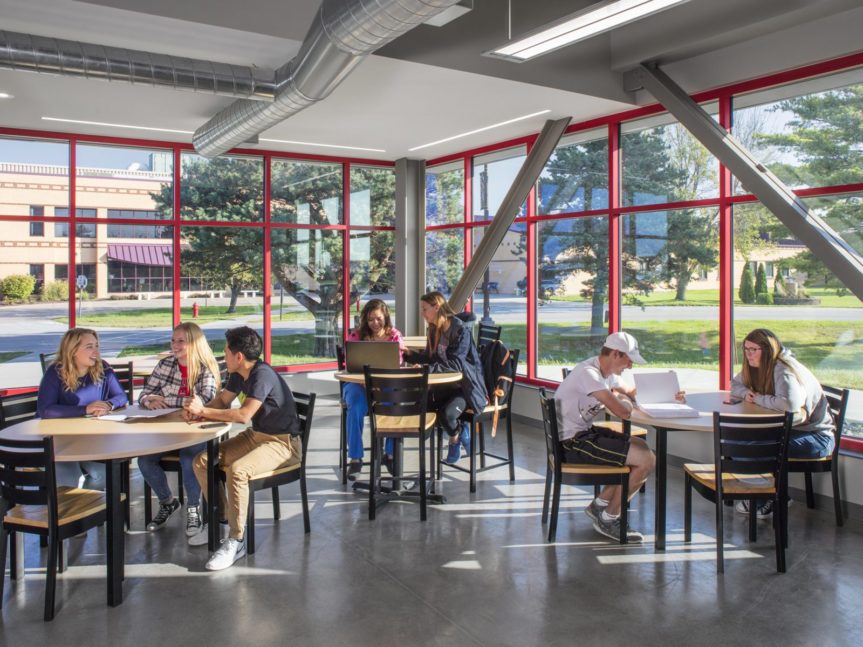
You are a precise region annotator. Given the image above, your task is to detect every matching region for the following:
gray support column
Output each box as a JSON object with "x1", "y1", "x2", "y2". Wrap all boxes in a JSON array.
[
  {"x1": 395, "y1": 158, "x2": 426, "y2": 335},
  {"x1": 448, "y1": 117, "x2": 571, "y2": 312},
  {"x1": 626, "y1": 63, "x2": 863, "y2": 301}
]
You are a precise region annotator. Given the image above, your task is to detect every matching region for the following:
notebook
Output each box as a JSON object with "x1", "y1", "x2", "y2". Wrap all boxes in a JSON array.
[
  {"x1": 344, "y1": 341, "x2": 401, "y2": 373},
  {"x1": 633, "y1": 370, "x2": 700, "y2": 418}
]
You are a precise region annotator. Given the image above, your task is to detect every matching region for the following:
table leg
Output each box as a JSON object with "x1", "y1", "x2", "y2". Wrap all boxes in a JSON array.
[
  {"x1": 654, "y1": 427, "x2": 667, "y2": 551},
  {"x1": 105, "y1": 459, "x2": 124, "y2": 606},
  {"x1": 207, "y1": 436, "x2": 221, "y2": 552}
]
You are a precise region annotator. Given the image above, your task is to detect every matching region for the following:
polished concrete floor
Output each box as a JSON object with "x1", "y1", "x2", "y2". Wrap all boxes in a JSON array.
[{"x1": 2, "y1": 397, "x2": 862, "y2": 646}]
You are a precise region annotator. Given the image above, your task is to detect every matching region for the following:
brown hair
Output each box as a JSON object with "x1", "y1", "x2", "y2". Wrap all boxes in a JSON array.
[
  {"x1": 55, "y1": 328, "x2": 104, "y2": 392},
  {"x1": 420, "y1": 291, "x2": 456, "y2": 351},
  {"x1": 739, "y1": 328, "x2": 801, "y2": 395},
  {"x1": 356, "y1": 299, "x2": 393, "y2": 341}
]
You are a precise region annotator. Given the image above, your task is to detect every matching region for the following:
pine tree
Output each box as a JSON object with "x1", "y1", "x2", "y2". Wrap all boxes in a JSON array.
[
  {"x1": 739, "y1": 263, "x2": 756, "y2": 304},
  {"x1": 755, "y1": 263, "x2": 769, "y2": 296}
]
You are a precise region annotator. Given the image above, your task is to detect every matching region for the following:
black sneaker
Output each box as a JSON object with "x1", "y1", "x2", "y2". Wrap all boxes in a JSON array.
[
  {"x1": 347, "y1": 461, "x2": 362, "y2": 481},
  {"x1": 592, "y1": 514, "x2": 644, "y2": 543},
  {"x1": 147, "y1": 498, "x2": 180, "y2": 531},
  {"x1": 185, "y1": 505, "x2": 203, "y2": 537}
]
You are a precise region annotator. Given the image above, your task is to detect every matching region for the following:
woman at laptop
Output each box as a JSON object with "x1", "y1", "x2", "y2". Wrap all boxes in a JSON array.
[
  {"x1": 343, "y1": 299, "x2": 405, "y2": 478},
  {"x1": 404, "y1": 291, "x2": 487, "y2": 465}
]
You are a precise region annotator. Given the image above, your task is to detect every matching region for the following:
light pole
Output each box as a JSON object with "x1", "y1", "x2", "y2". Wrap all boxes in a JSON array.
[{"x1": 479, "y1": 164, "x2": 493, "y2": 325}]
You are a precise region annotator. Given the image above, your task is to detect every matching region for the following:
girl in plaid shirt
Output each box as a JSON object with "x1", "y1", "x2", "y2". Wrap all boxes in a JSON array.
[{"x1": 137, "y1": 322, "x2": 222, "y2": 533}]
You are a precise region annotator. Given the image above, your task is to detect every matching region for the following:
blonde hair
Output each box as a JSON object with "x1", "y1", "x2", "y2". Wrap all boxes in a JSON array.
[
  {"x1": 420, "y1": 291, "x2": 456, "y2": 351},
  {"x1": 740, "y1": 328, "x2": 802, "y2": 395},
  {"x1": 175, "y1": 322, "x2": 221, "y2": 392},
  {"x1": 56, "y1": 328, "x2": 103, "y2": 392}
]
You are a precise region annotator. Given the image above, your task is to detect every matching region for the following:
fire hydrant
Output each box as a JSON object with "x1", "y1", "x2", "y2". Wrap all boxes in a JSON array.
[{"x1": 192, "y1": 302, "x2": 199, "y2": 319}]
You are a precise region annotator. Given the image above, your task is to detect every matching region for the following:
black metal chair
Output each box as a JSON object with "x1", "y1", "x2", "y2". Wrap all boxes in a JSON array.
[
  {"x1": 0, "y1": 436, "x2": 116, "y2": 621},
  {"x1": 476, "y1": 323, "x2": 501, "y2": 351},
  {"x1": 539, "y1": 388, "x2": 631, "y2": 544},
  {"x1": 38, "y1": 352, "x2": 57, "y2": 374},
  {"x1": 440, "y1": 349, "x2": 519, "y2": 493},
  {"x1": 0, "y1": 390, "x2": 39, "y2": 429},
  {"x1": 364, "y1": 366, "x2": 436, "y2": 521},
  {"x1": 787, "y1": 385, "x2": 849, "y2": 526},
  {"x1": 683, "y1": 411, "x2": 793, "y2": 573},
  {"x1": 219, "y1": 391, "x2": 316, "y2": 553}
]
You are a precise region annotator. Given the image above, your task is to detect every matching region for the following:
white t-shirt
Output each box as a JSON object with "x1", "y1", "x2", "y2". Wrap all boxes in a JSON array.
[{"x1": 554, "y1": 356, "x2": 624, "y2": 441}]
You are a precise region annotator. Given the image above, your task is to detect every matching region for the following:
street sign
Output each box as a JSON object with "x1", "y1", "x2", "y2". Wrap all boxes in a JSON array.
[{"x1": 76, "y1": 274, "x2": 88, "y2": 290}]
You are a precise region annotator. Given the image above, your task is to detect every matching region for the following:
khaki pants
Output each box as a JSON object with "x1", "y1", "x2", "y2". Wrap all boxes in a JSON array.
[{"x1": 193, "y1": 428, "x2": 302, "y2": 541}]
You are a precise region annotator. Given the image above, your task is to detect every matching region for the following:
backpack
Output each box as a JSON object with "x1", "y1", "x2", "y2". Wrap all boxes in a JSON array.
[{"x1": 479, "y1": 339, "x2": 514, "y2": 437}]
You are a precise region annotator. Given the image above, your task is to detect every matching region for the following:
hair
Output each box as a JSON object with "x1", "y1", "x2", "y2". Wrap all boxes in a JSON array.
[
  {"x1": 420, "y1": 291, "x2": 456, "y2": 350},
  {"x1": 175, "y1": 322, "x2": 221, "y2": 391},
  {"x1": 55, "y1": 327, "x2": 104, "y2": 392},
  {"x1": 224, "y1": 326, "x2": 263, "y2": 361},
  {"x1": 739, "y1": 328, "x2": 802, "y2": 395},
  {"x1": 357, "y1": 299, "x2": 393, "y2": 341}
]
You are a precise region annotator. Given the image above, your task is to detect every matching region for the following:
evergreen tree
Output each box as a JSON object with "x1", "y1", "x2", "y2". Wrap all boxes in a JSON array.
[
  {"x1": 755, "y1": 262, "x2": 769, "y2": 295},
  {"x1": 739, "y1": 263, "x2": 756, "y2": 304}
]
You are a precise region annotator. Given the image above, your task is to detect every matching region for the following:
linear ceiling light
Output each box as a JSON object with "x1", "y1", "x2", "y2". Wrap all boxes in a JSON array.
[
  {"x1": 259, "y1": 138, "x2": 385, "y2": 153},
  {"x1": 408, "y1": 109, "x2": 551, "y2": 152},
  {"x1": 42, "y1": 117, "x2": 193, "y2": 134},
  {"x1": 487, "y1": 0, "x2": 693, "y2": 62}
]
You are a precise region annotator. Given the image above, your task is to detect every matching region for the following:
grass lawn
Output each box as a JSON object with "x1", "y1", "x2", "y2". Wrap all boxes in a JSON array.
[
  {"x1": 0, "y1": 351, "x2": 28, "y2": 363},
  {"x1": 56, "y1": 306, "x2": 313, "y2": 328},
  {"x1": 551, "y1": 288, "x2": 862, "y2": 308}
]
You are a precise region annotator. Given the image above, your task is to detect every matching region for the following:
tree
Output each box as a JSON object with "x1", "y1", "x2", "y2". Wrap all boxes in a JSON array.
[
  {"x1": 425, "y1": 169, "x2": 465, "y2": 294},
  {"x1": 739, "y1": 263, "x2": 756, "y2": 304},
  {"x1": 755, "y1": 262, "x2": 769, "y2": 296}
]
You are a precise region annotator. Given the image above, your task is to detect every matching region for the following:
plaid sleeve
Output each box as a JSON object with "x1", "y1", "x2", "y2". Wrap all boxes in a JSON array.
[
  {"x1": 139, "y1": 357, "x2": 187, "y2": 407},
  {"x1": 194, "y1": 366, "x2": 217, "y2": 404}
]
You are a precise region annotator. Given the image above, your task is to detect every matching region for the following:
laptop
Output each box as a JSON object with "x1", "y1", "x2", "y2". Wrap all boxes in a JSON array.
[{"x1": 344, "y1": 341, "x2": 401, "y2": 373}]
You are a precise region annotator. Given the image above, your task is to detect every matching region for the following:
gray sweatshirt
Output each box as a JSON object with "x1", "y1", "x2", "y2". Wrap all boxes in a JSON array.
[{"x1": 731, "y1": 349, "x2": 834, "y2": 437}]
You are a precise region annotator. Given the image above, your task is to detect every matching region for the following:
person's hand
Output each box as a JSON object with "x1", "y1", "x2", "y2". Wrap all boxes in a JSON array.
[
  {"x1": 675, "y1": 391, "x2": 686, "y2": 403},
  {"x1": 86, "y1": 401, "x2": 112, "y2": 417},
  {"x1": 182, "y1": 408, "x2": 202, "y2": 422},
  {"x1": 184, "y1": 394, "x2": 204, "y2": 416},
  {"x1": 744, "y1": 391, "x2": 756, "y2": 404},
  {"x1": 142, "y1": 394, "x2": 168, "y2": 410}
]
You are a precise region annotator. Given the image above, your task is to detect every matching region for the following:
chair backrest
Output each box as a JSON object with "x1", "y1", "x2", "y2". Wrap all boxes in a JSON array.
[
  {"x1": 292, "y1": 391, "x2": 317, "y2": 464},
  {"x1": 538, "y1": 388, "x2": 563, "y2": 475},
  {"x1": 39, "y1": 351, "x2": 57, "y2": 374},
  {"x1": 822, "y1": 385, "x2": 850, "y2": 461},
  {"x1": 502, "y1": 348, "x2": 520, "y2": 408},
  {"x1": 215, "y1": 355, "x2": 229, "y2": 383},
  {"x1": 106, "y1": 360, "x2": 134, "y2": 405},
  {"x1": 0, "y1": 391, "x2": 39, "y2": 429},
  {"x1": 477, "y1": 323, "x2": 501, "y2": 351},
  {"x1": 0, "y1": 437, "x2": 58, "y2": 519},
  {"x1": 335, "y1": 345, "x2": 346, "y2": 371},
  {"x1": 561, "y1": 367, "x2": 571, "y2": 380},
  {"x1": 362, "y1": 366, "x2": 430, "y2": 432},
  {"x1": 712, "y1": 411, "x2": 793, "y2": 496}
]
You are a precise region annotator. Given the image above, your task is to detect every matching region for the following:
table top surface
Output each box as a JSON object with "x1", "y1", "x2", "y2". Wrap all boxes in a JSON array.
[
  {"x1": 402, "y1": 336, "x2": 427, "y2": 350},
  {"x1": 629, "y1": 390, "x2": 778, "y2": 432},
  {"x1": 334, "y1": 370, "x2": 462, "y2": 385},
  {"x1": 0, "y1": 411, "x2": 230, "y2": 461}
]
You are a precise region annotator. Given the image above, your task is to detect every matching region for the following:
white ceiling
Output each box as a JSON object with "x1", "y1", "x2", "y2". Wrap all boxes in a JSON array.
[{"x1": 0, "y1": 0, "x2": 861, "y2": 161}]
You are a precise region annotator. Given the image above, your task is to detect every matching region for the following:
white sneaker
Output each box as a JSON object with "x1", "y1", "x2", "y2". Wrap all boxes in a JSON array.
[
  {"x1": 205, "y1": 537, "x2": 247, "y2": 571},
  {"x1": 188, "y1": 521, "x2": 228, "y2": 547}
]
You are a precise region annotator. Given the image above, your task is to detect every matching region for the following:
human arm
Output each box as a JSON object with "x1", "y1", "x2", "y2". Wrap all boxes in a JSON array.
[
  {"x1": 730, "y1": 372, "x2": 751, "y2": 400},
  {"x1": 593, "y1": 388, "x2": 634, "y2": 420},
  {"x1": 426, "y1": 324, "x2": 469, "y2": 374},
  {"x1": 183, "y1": 387, "x2": 254, "y2": 423},
  {"x1": 751, "y1": 365, "x2": 805, "y2": 414},
  {"x1": 37, "y1": 369, "x2": 87, "y2": 418},
  {"x1": 101, "y1": 369, "x2": 130, "y2": 411},
  {"x1": 139, "y1": 358, "x2": 179, "y2": 409}
]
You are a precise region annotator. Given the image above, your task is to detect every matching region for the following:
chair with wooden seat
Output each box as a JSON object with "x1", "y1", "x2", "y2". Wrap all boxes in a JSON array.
[
  {"x1": 364, "y1": 366, "x2": 436, "y2": 521},
  {"x1": 441, "y1": 349, "x2": 519, "y2": 493},
  {"x1": 0, "y1": 436, "x2": 118, "y2": 621},
  {"x1": 684, "y1": 411, "x2": 793, "y2": 573},
  {"x1": 538, "y1": 388, "x2": 631, "y2": 544},
  {"x1": 476, "y1": 323, "x2": 501, "y2": 351},
  {"x1": 39, "y1": 352, "x2": 57, "y2": 374},
  {"x1": 787, "y1": 385, "x2": 849, "y2": 526},
  {"x1": 219, "y1": 391, "x2": 316, "y2": 553}
]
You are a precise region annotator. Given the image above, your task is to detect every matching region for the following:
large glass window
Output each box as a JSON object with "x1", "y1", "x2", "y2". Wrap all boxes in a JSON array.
[
  {"x1": 180, "y1": 154, "x2": 263, "y2": 222},
  {"x1": 538, "y1": 129, "x2": 608, "y2": 215},
  {"x1": 426, "y1": 161, "x2": 464, "y2": 226},
  {"x1": 350, "y1": 165, "x2": 395, "y2": 226},
  {"x1": 472, "y1": 147, "x2": 527, "y2": 222},
  {"x1": 350, "y1": 230, "x2": 395, "y2": 316},
  {"x1": 0, "y1": 137, "x2": 69, "y2": 217},
  {"x1": 425, "y1": 229, "x2": 464, "y2": 298},
  {"x1": 54, "y1": 208, "x2": 97, "y2": 238},
  {"x1": 107, "y1": 210, "x2": 172, "y2": 238},
  {"x1": 271, "y1": 160, "x2": 342, "y2": 225}
]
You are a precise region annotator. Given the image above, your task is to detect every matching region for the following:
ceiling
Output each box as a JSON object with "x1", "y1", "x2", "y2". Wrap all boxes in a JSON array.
[{"x1": 0, "y1": 0, "x2": 861, "y2": 161}]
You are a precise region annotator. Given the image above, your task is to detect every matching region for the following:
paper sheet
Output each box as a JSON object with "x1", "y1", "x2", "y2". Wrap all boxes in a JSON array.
[{"x1": 95, "y1": 404, "x2": 180, "y2": 421}]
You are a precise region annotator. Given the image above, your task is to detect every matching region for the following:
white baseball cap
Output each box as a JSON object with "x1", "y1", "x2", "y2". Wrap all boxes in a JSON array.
[{"x1": 604, "y1": 331, "x2": 646, "y2": 364}]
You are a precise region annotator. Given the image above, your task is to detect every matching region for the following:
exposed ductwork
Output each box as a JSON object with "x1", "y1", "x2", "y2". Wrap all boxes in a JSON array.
[
  {"x1": 192, "y1": 0, "x2": 462, "y2": 158},
  {"x1": 0, "y1": 30, "x2": 276, "y2": 100}
]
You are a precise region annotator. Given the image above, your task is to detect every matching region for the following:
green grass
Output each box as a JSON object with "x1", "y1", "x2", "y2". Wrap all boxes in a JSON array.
[
  {"x1": 0, "y1": 351, "x2": 28, "y2": 363},
  {"x1": 55, "y1": 306, "x2": 313, "y2": 328},
  {"x1": 551, "y1": 288, "x2": 862, "y2": 308}
]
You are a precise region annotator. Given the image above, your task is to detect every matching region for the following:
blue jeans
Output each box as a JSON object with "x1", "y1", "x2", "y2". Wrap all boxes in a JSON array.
[
  {"x1": 137, "y1": 442, "x2": 206, "y2": 506},
  {"x1": 343, "y1": 382, "x2": 393, "y2": 460},
  {"x1": 788, "y1": 432, "x2": 834, "y2": 459},
  {"x1": 55, "y1": 461, "x2": 106, "y2": 490}
]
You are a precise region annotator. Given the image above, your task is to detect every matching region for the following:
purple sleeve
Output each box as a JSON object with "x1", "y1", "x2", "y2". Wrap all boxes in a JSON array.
[
  {"x1": 37, "y1": 368, "x2": 86, "y2": 418},
  {"x1": 103, "y1": 369, "x2": 130, "y2": 409}
]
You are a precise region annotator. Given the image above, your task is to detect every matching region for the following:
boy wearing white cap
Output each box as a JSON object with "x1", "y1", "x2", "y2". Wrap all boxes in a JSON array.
[{"x1": 555, "y1": 331, "x2": 657, "y2": 543}]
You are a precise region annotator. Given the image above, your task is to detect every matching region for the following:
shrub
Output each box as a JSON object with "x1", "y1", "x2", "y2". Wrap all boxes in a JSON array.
[
  {"x1": 773, "y1": 274, "x2": 786, "y2": 296},
  {"x1": 739, "y1": 264, "x2": 756, "y2": 304},
  {"x1": 755, "y1": 263, "x2": 769, "y2": 295},
  {"x1": 42, "y1": 280, "x2": 69, "y2": 302},
  {"x1": 756, "y1": 292, "x2": 774, "y2": 305},
  {"x1": 0, "y1": 274, "x2": 36, "y2": 302}
]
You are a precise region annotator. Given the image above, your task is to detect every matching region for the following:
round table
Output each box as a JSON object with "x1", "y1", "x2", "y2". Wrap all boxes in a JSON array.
[
  {"x1": 0, "y1": 411, "x2": 230, "y2": 606},
  {"x1": 334, "y1": 370, "x2": 462, "y2": 385}
]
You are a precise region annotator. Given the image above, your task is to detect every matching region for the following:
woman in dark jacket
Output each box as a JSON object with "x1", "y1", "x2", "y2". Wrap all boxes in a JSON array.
[{"x1": 406, "y1": 291, "x2": 487, "y2": 465}]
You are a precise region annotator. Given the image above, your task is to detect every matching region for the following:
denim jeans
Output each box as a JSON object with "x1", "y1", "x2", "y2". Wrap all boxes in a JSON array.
[
  {"x1": 137, "y1": 441, "x2": 207, "y2": 506},
  {"x1": 343, "y1": 382, "x2": 393, "y2": 459},
  {"x1": 788, "y1": 432, "x2": 834, "y2": 459},
  {"x1": 55, "y1": 461, "x2": 106, "y2": 490}
]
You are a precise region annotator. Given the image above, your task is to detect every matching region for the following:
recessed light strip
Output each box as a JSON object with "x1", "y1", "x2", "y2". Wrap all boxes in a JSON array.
[
  {"x1": 42, "y1": 117, "x2": 193, "y2": 134},
  {"x1": 409, "y1": 110, "x2": 551, "y2": 152},
  {"x1": 259, "y1": 138, "x2": 385, "y2": 153}
]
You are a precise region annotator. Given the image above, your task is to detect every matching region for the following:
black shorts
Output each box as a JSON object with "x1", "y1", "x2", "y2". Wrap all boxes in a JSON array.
[{"x1": 562, "y1": 428, "x2": 630, "y2": 467}]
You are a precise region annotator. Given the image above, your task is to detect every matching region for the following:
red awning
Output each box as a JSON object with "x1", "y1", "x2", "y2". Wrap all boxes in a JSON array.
[{"x1": 107, "y1": 243, "x2": 172, "y2": 267}]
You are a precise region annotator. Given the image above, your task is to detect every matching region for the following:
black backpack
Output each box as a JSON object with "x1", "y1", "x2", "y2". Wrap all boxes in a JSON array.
[{"x1": 479, "y1": 339, "x2": 514, "y2": 436}]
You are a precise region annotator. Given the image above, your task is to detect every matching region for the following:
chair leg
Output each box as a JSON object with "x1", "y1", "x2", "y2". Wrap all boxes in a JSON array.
[
  {"x1": 804, "y1": 471, "x2": 815, "y2": 509},
  {"x1": 541, "y1": 466, "x2": 552, "y2": 525},
  {"x1": 619, "y1": 474, "x2": 629, "y2": 545},
  {"x1": 0, "y1": 528, "x2": 8, "y2": 607},
  {"x1": 775, "y1": 495, "x2": 786, "y2": 573},
  {"x1": 505, "y1": 415, "x2": 515, "y2": 482},
  {"x1": 419, "y1": 434, "x2": 427, "y2": 522},
  {"x1": 271, "y1": 486, "x2": 281, "y2": 520},
  {"x1": 715, "y1": 495, "x2": 725, "y2": 574},
  {"x1": 434, "y1": 426, "x2": 443, "y2": 482},
  {"x1": 44, "y1": 530, "x2": 59, "y2": 621},
  {"x1": 247, "y1": 492, "x2": 256, "y2": 555},
  {"x1": 429, "y1": 426, "x2": 437, "y2": 494},
  {"x1": 121, "y1": 460, "x2": 131, "y2": 530},
  {"x1": 300, "y1": 470, "x2": 311, "y2": 534},
  {"x1": 832, "y1": 466, "x2": 843, "y2": 527},
  {"x1": 684, "y1": 474, "x2": 692, "y2": 542},
  {"x1": 9, "y1": 531, "x2": 19, "y2": 580},
  {"x1": 144, "y1": 482, "x2": 153, "y2": 526},
  {"x1": 478, "y1": 424, "x2": 487, "y2": 469},
  {"x1": 58, "y1": 539, "x2": 66, "y2": 573},
  {"x1": 548, "y1": 475, "x2": 562, "y2": 543},
  {"x1": 469, "y1": 422, "x2": 477, "y2": 494},
  {"x1": 748, "y1": 500, "x2": 757, "y2": 543},
  {"x1": 177, "y1": 469, "x2": 185, "y2": 506},
  {"x1": 368, "y1": 437, "x2": 377, "y2": 521},
  {"x1": 594, "y1": 485, "x2": 600, "y2": 498},
  {"x1": 340, "y1": 408, "x2": 348, "y2": 485}
]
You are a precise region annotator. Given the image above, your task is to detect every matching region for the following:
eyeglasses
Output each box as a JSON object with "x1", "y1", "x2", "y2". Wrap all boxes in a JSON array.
[{"x1": 743, "y1": 346, "x2": 761, "y2": 354}]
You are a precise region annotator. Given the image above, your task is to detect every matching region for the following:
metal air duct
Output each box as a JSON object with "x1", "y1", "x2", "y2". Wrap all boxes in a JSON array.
[
  {"x1": 192, "y1": 0, "x2": 461, "y2": 158},
  {"x1": 0, "y1": 30, "x2": 275, "y2": 100}
]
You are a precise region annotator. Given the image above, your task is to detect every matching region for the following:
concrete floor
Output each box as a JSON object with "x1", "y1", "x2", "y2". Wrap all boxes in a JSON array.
[{"x1": 2, "y1": 397, "x2": 862, "y2": 646}]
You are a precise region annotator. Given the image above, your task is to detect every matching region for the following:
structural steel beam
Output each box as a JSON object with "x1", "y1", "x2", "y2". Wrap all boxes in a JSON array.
[
  {"x1": 448, "y1": 117, "x2": 571, "y2": 312},
  {"x1": 395, "y1": 158, "x2": 426, "y2": 335},
  {"x1": 626, "y1": 63, "x2": 863, "y2": 301}
]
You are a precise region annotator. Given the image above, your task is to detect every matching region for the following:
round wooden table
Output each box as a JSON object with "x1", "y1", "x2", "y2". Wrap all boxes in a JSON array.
[
  {"x1": 0, "y1": 411, "x2": 230, "y2": 606},
  {"x1": 334, "y1": 370, "x2": 462, "y2": 385}
]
